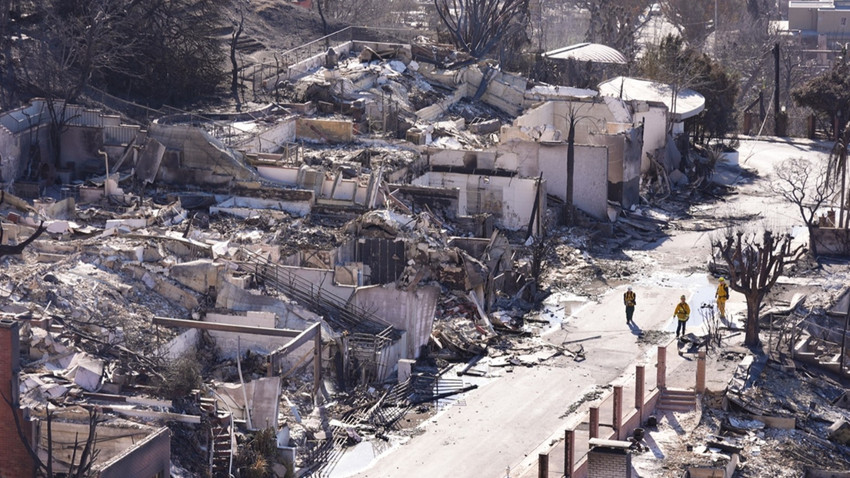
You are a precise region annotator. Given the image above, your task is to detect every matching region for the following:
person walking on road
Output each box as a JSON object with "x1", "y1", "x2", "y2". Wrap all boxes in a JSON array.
[
  {"x1": 716, "y1": 277, "x2": 729, "y2": 319},
  {"x1": 674, "y1": 295, "x2": 690, "y2": 338},
  {"x1": 624, "y1": 286, "x2": 636, "y2": 325}
]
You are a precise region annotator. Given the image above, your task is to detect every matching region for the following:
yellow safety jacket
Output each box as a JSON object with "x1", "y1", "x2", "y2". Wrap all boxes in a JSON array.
[
  {"x1": 624, "y1": 290, "x2": 636, "y2": 307},
  {"x1": 716, "y1": 283, "x2": 729, "y2": 299},
  {"x1": 674, "y1": 302, "x2": 690, "y2": 321}
]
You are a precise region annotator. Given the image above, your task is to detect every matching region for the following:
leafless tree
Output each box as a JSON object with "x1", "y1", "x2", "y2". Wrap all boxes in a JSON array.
[
  {"x1": 575, "y1": 0, "x2": 652, "y2": 62},
  {"x1": 639, "y1": 35, "x2": 710, "y2": 134},
  {"x1": 711, "y1": 230, "x2": 805, "y2": 346},
  {"x1": 699, "y1": 302, "x2": 723, "y2": 352},
  {"x1": 316, "y1": 0, "x2": 410, "y2": 32},
  {"x1": 527, "y1": 212, "x2": 556, "y2": 298},
  {"x1": 1, "y1": 389, "x2": 101, "y2": 478},
  {"x1": 768, "y1": 157, "x2": 836, "y2": 229},
  {"x1": 434, "y1": 0, "x2": 530, "y2": 58},
  {"x1": 230, "y1": 7, "x2": 245, "y2": 112},
  {"x1": 17, "y1": 0, "x2": 136, "y2": 168},
  {"x1": 660, "y1": 0, "x2": 753, "y2": 50}
]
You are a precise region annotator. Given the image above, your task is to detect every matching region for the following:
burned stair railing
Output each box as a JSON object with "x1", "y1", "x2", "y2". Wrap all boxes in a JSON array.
[
  {"x1": 347, "y1": 328, "x2": 395, "y2": 385},
  {"x1": 242, "y1": 249, "x2": 395, "y2": 336}
]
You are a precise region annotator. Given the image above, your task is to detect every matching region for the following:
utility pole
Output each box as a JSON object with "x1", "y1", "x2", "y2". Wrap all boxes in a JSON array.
[
  {"x1": 774, "y1": 42, "x2": 781, "y2": 135},
  {"x1": 714, "y1": 0, "x2": 718, "y2": 52},
  {"x1": 842, "y1": 291, "x2": 849, "y2": 375}
]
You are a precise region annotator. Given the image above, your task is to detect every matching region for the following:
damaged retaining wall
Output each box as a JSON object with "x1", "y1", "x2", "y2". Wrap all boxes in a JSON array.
[
  {"x1": 427, "y1": 143, "x2": 611, "y2": 221},
  {"x1": 211, "y1": 193, "x2": 313, "y2": 218},
  {"x1": 236, "y1": 117, "x2": 297, "y2": 154},
  {"x1": 215, "y1": 281, "x2": 319, "y2": 331},
  {"x1": 206, "y1": 311, "x2": 296, "y2": 358},
  {"x1": 631, "y1": 101, "x2": 668, "y2": 173},
  {"x1": 0, "y1": 100, "x2": 50, "y2": 186},
  {"x1": 587, "y1": 128, "x2": 642, "y2": 209},
  {"x1": 296, "y1": 118, "x2": 353, "y2": 143},
  {"x1": 0, "y1": 99, "x2": 147, "y2": 186}
]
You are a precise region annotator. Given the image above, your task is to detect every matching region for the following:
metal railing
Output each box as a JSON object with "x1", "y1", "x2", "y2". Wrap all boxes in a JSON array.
[{"x1": 241, "y1": 249, "x2": 395, "y2": 337}]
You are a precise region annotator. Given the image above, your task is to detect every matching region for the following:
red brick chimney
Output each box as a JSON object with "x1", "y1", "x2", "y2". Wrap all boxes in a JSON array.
[{"x1": 0, "y1": 318, "x2": 35, "y2": 478}]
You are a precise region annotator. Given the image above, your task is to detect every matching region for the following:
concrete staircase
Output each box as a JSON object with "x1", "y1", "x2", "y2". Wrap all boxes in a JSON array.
[{"x1": 656, "y1": 388, "x2": 697, "y2": 412}]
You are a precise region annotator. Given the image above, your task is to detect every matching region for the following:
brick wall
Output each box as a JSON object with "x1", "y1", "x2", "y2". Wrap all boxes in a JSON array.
[
  {"x1": 0, "y1": 319, "x2": 35, "y2": 478},
  {"x1": 587, "y1": 447, "x2": 631, "y2": 478}
]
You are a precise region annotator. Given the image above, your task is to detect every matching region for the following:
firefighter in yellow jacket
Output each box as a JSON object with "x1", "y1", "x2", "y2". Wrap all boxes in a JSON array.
[
  {"x1": 624, "y1": 286, "x2": 636, "y2": 325},
  {"x1": 674, "y1": 295, "x2": 690, "y2": 337},
  {"x1": 716, "y1": 277, "x2": 729, "y2": 319}
]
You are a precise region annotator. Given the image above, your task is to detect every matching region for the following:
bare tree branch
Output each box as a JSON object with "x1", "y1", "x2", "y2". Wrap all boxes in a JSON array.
[
  {"x1": 769, "y1": 157, "x2": 836, "y2": 228},
  {"x1": 434, "y1": 0, "x2": 530, "y2": 58},
  {"x1": 712, "y1": 229, "x2": 805, "y2": 346}
]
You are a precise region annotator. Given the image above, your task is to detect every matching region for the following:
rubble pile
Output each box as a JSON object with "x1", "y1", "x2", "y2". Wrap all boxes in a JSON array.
[
  {"x1": 633, "y1": 343, "x2": 850, "y2": 477},
  {"x1": 1, "y1": 24, "x2": 849, "y2": 477}
]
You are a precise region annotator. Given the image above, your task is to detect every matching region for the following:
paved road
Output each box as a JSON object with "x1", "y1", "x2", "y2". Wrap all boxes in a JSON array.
[{"x1": 348, "y1": 283, "x2": 703, "y2": 478}]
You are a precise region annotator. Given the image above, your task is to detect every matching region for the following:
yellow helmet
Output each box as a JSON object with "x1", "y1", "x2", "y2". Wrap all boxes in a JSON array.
[{"x1": 719, "y1": 277, "x2": 725, "y2": 282}]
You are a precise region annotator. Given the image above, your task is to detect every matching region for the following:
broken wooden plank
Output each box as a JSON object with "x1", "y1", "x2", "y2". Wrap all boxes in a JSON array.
[
  {"x1": 457, "y1": 354, "x2": 484, "y2": 376},
  {"x1": 410, "y1": 384, "x2": 478, "y2": 405},
  {"x1": 750, "y1": 414, "x2": 796, "y2": 429},
  {"x1": 101, "y1": 406, "x2": 201, "y2": 423},
  {"x1": 153, "y1": 316, "x2": 303, "y2": 337},
  {"x1": 82, "y1": 392, "x2": 172, "y2": 408},
  {"x1": 269, "y1": 322, "x2": 321, "y2": 357},
  {"x1": 617, "y1": 216, "x2": 660, "y2": 232},
  {"x1": 562, "y1": 335, "x2": 601, "y2": 345}
]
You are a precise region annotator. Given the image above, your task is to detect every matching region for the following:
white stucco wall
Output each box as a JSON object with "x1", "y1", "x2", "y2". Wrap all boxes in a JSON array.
[
  {"x1": 538, "y1": 143, "x2": 609, "y2": 220},
  {"x1": 411, "y1": 171, "x2": 540, "y2": 230},
  {"x1": 206, "y1": 311, "x2": 284, "y2": 357},
  {"x1": 634, "y1": 105, "x2": 667, "y2": 173},
  {"x1": 0, "y1": 126, "x2": 19, "y2": 185},
  {"x1": 351, "y1": 284, "x2": 440, "y2": 359},
  {"x1": 256, "y1": 165, "x2": 299, "y2": 185},
  {"x1": 239, "y1": 118, "x2": 297, "y2": 154}
]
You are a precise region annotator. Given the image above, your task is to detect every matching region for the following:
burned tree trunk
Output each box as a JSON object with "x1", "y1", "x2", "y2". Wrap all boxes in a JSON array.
[
  {"x1": 230, "y1": 10, "x2": 244, "y2": 111},
  {"x1": 744, "y1": 292, "x2": 761, "y2": 348},
  {"x1": 712, "y1": 230, "x2": 805, "y2": 346}
]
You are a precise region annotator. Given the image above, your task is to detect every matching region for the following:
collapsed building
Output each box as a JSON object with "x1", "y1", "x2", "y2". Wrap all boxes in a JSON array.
[{"x1": 0, "y1": 36, "x2": 714, "y2": 477}]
